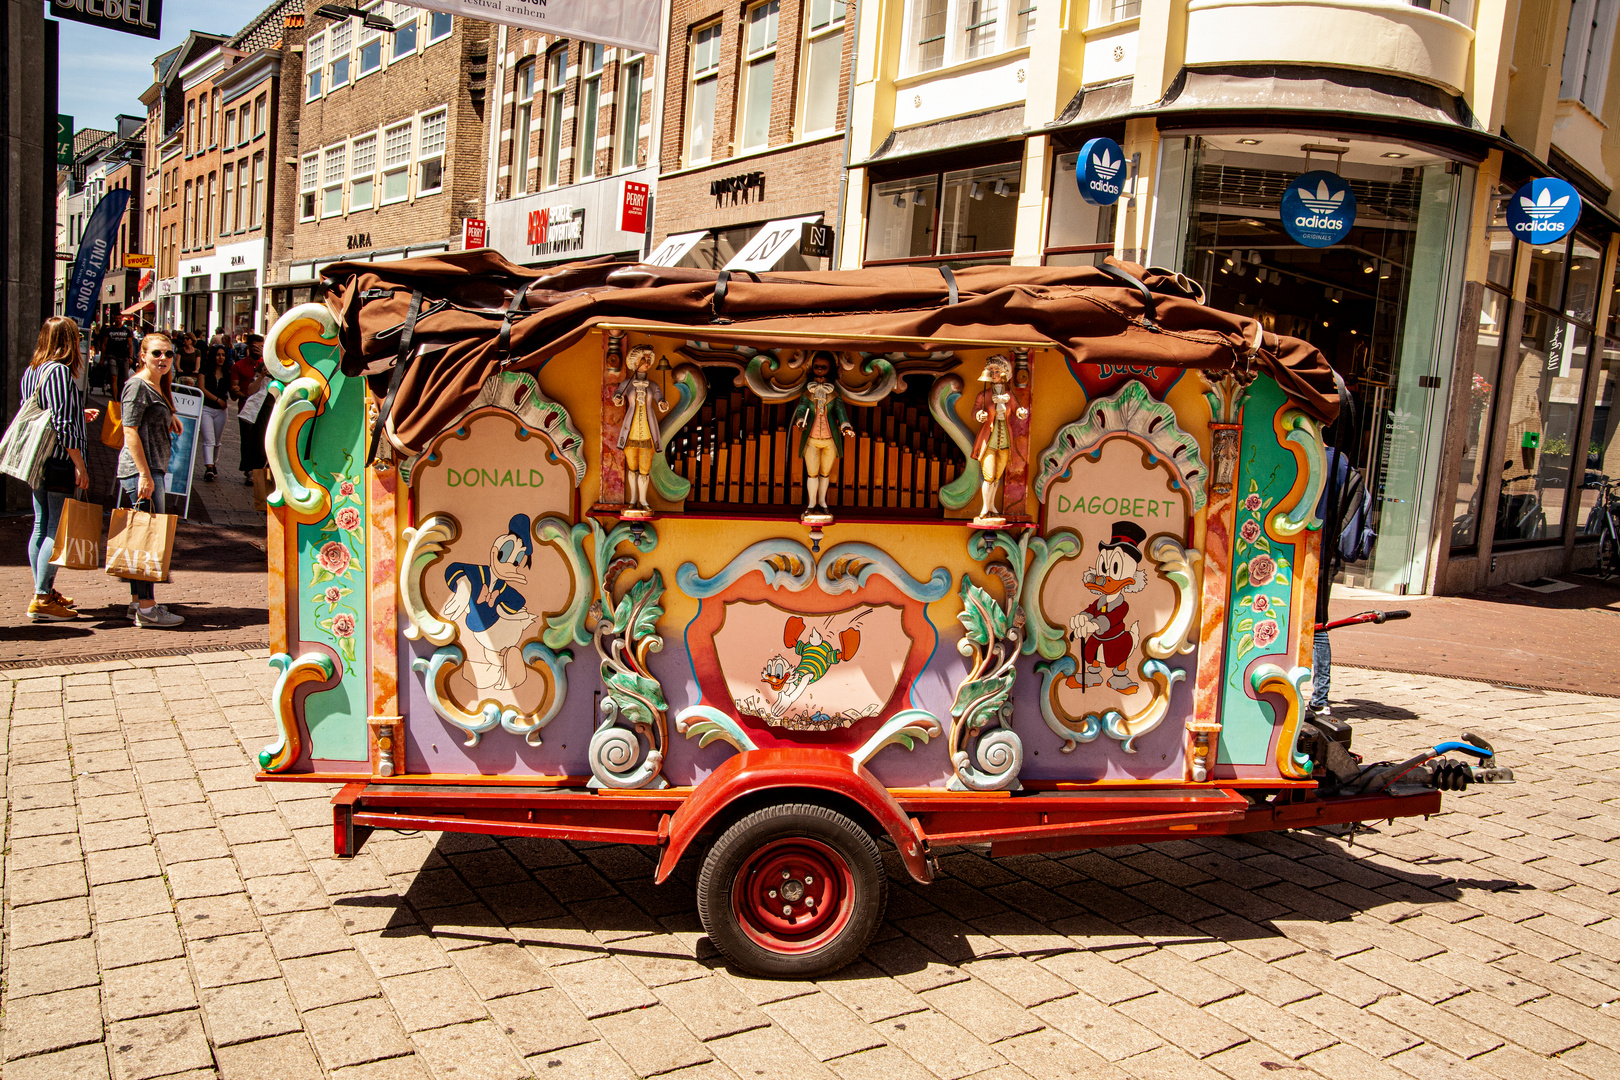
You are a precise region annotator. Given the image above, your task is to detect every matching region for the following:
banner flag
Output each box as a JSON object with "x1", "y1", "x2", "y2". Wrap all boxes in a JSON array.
[
  {"x1": 402, "y1": 0, "x2": 661, "y2": 54},
  {"x1": 64, "y1": 188, "x2": 131, "y2": 329}
]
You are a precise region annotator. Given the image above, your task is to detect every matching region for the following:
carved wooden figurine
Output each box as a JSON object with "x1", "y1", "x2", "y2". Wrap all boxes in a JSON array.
[
  {"x1": 611, "y1": 346, "x2": 669, "y2": 516},
  {"x1": 792, "y1": 352, "x2": 854, "y2": 522},
  {"x1": 972, "y1": 355, "x2": 1030, "y2": 524}
]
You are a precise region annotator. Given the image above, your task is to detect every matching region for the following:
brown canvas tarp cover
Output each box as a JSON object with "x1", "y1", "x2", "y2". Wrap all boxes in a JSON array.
[{"x1": 317, "y1": 250, "x2": 1340, "y2": 458}]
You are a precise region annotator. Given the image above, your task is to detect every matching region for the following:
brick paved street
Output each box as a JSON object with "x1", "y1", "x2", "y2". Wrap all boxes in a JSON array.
[{"x1": 2, "y1": 657, "x2": 1618, "y2": 1080}]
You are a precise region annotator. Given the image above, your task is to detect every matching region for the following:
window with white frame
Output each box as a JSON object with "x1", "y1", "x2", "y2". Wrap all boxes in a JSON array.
[
  {"x1": 236, "y1": 105, "x2": 248, "y2": 147},
  {"x1": 254, "y1": 94, "x2": 266, "y2": 136},
  {"x1": 618, "y1": 57, "x2": 644, "y2": 171},
  {"x1": 739, "y1": 2, "x2": 779, "y2": 152},
  {"x1": 322, "y1": 143, "x2": 347, "y2": 217},
  {"x1": 251, "y1": 153, "x2": 265, "y2": 228},
  {"x1": 514, "y1": 60, "x2": 536, "y2": 195},
  {"x1": 1013, "y1": 0, "x2": 1035, "y2": 43},
  {"x1": 544, "y1": 49, "x2": 567, "y2": 187},
  {"x1": 578, "y1": 44, "x2": 605, "y2": 180},
  {"x1": 358, "y1": 8, "x2": 384, "y2": 76},
  {"x1": 391, "y1": 2, "x2": 418, "y2": 60},
  {"x1": 223, "y1": 108, "x2": 236, "y2": 150},
  {"x1": 221, "y1": 163, "x2": 235, "y2": 232},
  {"x1": 418, "y1": 109, "x2": 446, "y2": 194},
  {"x1": 351, "y1": 133, "x2": 377, "y2": 210},
  {"x1": 1563, "y1": 0, "x2": 1619, "y2": 112},
  {"x1": 908, "y1": 0, "x2": 1035, "y2": 73},
  {"x1": 330, "y1": 18, "x2": 353, "y2": 88},
  {"x1": 800, "y1": 0, "x2": 845, "y2": 137},
  {"x1": 688, "y1": 23, "x2": 721, "y2": 164},
  {"x1": 382, "y1": 120, "x2": 412, "y2": 203},
  {"x1": 236, "y1": 158, "x2": 249, "y2": 231},
  {"x1": 1089, "y1": 0, "x2": 1137, "y2": 23},
  {"x1": 428, "y1": 10, "x2": 452, "y2": 43},
  {"x1": 307, "y1": 32, "x2": 325, "y2": 99}
]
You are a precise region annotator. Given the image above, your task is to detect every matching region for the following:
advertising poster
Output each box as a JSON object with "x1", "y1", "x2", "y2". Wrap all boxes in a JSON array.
[{"x1": 166, "y1": 385, "x2": 204, "y2": 516}]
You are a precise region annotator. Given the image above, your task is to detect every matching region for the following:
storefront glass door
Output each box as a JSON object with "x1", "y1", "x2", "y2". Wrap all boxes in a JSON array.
[{"x1": 1172, "y1": 136, "x2": 1473, "y2": 593}]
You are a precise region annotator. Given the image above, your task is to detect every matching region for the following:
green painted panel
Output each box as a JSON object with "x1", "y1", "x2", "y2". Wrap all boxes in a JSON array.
[{"x1": 1217, "y1": 376, "x2": 1300, "y2": 766}]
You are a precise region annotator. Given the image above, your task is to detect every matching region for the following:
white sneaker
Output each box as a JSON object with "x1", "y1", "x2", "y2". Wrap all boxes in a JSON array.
[
  {"x1": 134, "y1": 604, "x2": 184, "y2": 628},
  {"x1": 127, "y1": 602, "x2": 138, "y2": 620}
]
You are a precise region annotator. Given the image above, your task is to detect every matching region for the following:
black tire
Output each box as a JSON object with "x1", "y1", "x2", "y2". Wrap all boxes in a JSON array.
[
  {"x1": 1601, "y1": 529, "x2": 1618, "y2": 580},
  {"x1": 697, "y1": 802, "x2": 887, "y2": 978}
]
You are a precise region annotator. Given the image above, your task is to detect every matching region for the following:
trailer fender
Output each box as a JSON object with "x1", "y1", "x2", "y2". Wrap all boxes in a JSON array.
[{"x1": 656, "y1": 748, "x2": 932, "y2": 885}]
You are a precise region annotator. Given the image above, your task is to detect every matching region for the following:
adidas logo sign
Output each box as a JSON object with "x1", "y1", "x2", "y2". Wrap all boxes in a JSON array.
[
  {"x1": 1517, "y1": 189, "x2": 1570, "y2": 221},
  {"x1": 1092, "y1": 148, "x2": 1122, "y2": 181},
  {"x1": 1296, "y1": 179, "x2": 1346, "y2": 216}
]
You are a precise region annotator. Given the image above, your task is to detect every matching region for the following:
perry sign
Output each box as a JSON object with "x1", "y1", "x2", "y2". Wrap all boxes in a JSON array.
[
  {"x1": 1281, "y1": 171, "x2": 1357, "y2": 248},
  {"x1": 1505, "y1": 178, "x2": 1582, "y2": 245},
  {"x1": 1076, "y1": 138, "x2": 1128, "y2": 206}
]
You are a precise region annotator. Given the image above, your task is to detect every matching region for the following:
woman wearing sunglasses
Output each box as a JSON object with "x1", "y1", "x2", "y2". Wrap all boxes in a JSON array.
[{"x1": 116, "y1": 333, "x2": 185, "y2": 628}]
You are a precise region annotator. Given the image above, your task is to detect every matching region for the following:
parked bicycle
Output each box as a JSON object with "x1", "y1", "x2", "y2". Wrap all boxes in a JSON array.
[{"x1": 1583, "y1": 475, "x2": 1619, "y2": 579}]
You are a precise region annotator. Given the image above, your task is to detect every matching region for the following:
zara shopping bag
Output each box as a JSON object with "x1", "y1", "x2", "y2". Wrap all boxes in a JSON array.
[
  {"x1": 0, "y1": 382, "x2": 56, "y2": 488},
  {"x1": 105, "y1": 506, "x2": 177, "y2": 583},
  {"x1": 49, "y1": 498, "x2": 104, "y2": 571}
]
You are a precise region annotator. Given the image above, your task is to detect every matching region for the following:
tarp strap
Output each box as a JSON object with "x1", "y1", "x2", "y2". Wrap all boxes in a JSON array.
[
  {"x1": 1096, "y1": 262, "x2": 1157, "y2": 328},
  {"x1": 369, "y1": 289, "x2": 423, "y2": 465},
  {"x1": 496, "y1": 281, "x2": 533, "y2": 363},
  {"x1": 713, "y1": 270, "x2": 759, "y2": 318},
  {"x1": 939, "y1": 265, "x2": 958, "y2": 306}
]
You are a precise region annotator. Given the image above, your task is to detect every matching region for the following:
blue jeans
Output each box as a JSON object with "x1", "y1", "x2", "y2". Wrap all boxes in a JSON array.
[
  {"x1": 1310, "y1": 630, "x2": 1331, "y2": 710},
  {"x1": 28, "y1": 486, "x2": 66, "y2": 595},
  {"x1": 118, "y1": 474, "x2": 166, "y2": 602}
]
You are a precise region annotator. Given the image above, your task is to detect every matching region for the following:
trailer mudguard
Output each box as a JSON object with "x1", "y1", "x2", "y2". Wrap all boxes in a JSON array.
[{"x1": 656, "y1": 748, "x2": 931, "y2": 885}]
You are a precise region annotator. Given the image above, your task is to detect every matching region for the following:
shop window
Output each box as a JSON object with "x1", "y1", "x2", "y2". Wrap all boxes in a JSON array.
[
  {"x1": 418, "y1": 110, "x2": 447, "y2": 195},
  {"x1": 1566, "y1": 233, "x2": 1603, "y2": 324},
  {"x1": 1577, "y1": 339, "x2": 1620, "y2": 535},
  {"x1": 251, "y1": 154, "x2": 265, "y2": 228},
  {"x1": 1562, "y1": 0, "x2": 1619, "y2": 112},
  {"x1": 739, "y1": 1, "x2": 779, "y2": 152},
  {"x1": 545, "y1": 49, "x2": 567, "y2": 187},
  {"x1": 358, "y1": 16, "x2": 384, "y2": 76},
  {"x1": 351, "y1": 134, "x2": 376, "y2": 211},
  {"x1": 1452, "y1": 286, "x2": 1510, "y2": 550},
  {"x1": 330, "y1": 18, "x2": 353, "y2": 89},
  {"x1": 391, "y1": 2, "x2": 418, "y2": 60},
  {"x1": 382, "y1": 121, "x2": 412, "y2": 203},
  {"x1": 307, "y1": 32, "x2": 325, "y2": 100},
  {"x1": 221, "y1": 164, "x2": 235, "y2": 233},
  {"x1": 1046, "y1": 150, "x2": 1116, "y2": 265},
  {"x1": 223, "y1": 109, "x2": 236, "y2": 150},
  {"x1": 579, "y1": 44, "x2": 605, "y2": 180},
  {"x1": 322, "y1": 143, "x2": 347, "y2": 218},
  {"x1": 618, "y1": 58, "x2": 644, "y2": 171},
  {"x1": 865, "y1": 163, "x2": 1020, "y2": 264},
  {"x1": 513, "y1": 61, "x2": 536, "y2": 195},
  {"x1": 799, "y1": 0, "x2": 845, "y2": 137},
  {"x1": 237, "y1": 157, "x2": 250, "y2": 231},
  {"x1": 1486, "y1": 188, "x2": 1515, "y2": 289},
  {"x1": 428, "y1": 10, "x2": 452, "y2": 43},
  {"x1": 688, "y1": 23, "x2": 722, "y2": 164},
  {"x1": 1525, "y1": 235, "x2": 1569, "y2": 310},
  {"x1": 1497, "y1": 308, "x2": 1592, "y2": 545},
  {"x1": 867, "y1": 174, "x2": 938, "y2": 261}
]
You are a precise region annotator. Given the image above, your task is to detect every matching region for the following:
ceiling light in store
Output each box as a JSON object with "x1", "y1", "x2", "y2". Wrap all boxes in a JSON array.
[
  {"x1": 993, "y1": 179, "x2": 1009, "y2": 196},
  {"x1": 1382, "y1": 152, "x2": 1408, "y2": 159},
  {"x1": 914, "y1": 189, "x2": 928, "y2": 206},
  {"x1": 1321, "y1": 318, "x2": 1331, "y2": 326},
  {"x1": 1378, "y1": 261, "x2": 1392, "y2": 279},
  {"x1": 1238, "y1": 139, "x2": 1261, "y2": 146},
  {"x1": 1362, "y1": 259, "x2": 1375, "y2": 274},
  {"x1": 893, "y1": 192, "x2": 906, "y2": 208},
  {"x1": 1223, "y1": 255, "x2": 1234, "y2": 268},
  {"x1": 969, "y1": 181, "x2": 983, "y2": 201},
  {"x1": 1249, "y1": 250, "x2": 1262, "y2": 265},
  {"x1": 1270, "y1": 270, "x2": 1282, "y2": 284}
]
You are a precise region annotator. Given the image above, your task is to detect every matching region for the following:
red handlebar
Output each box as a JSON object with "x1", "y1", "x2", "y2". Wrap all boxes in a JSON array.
[{"x1": 1314, "y1": 609, "x2": 1411, "y2": 632}]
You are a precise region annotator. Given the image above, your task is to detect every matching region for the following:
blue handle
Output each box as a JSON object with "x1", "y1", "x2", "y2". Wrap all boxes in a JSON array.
[{"x1": 1433, "y1": 740, "x2": 1493, "y2": 759}]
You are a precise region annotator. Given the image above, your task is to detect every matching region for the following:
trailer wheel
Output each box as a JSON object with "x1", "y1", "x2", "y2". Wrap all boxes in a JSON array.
[{"x1": 697, "y1": 803, "x2": 886, "y2": 978}]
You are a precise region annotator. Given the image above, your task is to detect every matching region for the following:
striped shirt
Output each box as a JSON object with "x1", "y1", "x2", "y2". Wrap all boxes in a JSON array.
[{"x1": 19, "y1": 362, "x2": 85, "y2": 459}]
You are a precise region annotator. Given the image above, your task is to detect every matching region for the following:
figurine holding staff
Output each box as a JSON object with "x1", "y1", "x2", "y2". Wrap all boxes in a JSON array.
[
  {"x1": 612, "y1": 345, "x2": 669, "y2": 516},
  {"x1": 972, "y1": 354, "x2": 1029, "y2": 524},
  {"x1": 793, "y1": 351, "x2": 855, "y2": 521}
]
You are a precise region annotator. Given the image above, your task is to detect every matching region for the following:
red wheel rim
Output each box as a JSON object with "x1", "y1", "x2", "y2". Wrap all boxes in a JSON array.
[{"x1": 731, "y1": 836, "x2": 856, "y2": 955}]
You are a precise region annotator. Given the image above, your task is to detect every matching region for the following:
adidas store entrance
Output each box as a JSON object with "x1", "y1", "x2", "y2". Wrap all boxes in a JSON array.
[{"x1": 1149, "y1": 134, "x2": 1477, "y2": 595}]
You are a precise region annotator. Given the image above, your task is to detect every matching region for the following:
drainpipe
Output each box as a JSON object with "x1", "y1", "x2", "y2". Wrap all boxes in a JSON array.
[{"x1": 831, "y1": 14, "x2": 862, "y2": 269}]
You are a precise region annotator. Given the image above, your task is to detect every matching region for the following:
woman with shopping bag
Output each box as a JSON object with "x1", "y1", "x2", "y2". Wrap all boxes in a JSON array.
[
  {"x1": 15, "y1": 317, "x2": 98, "y2": 622},
  {"x1": 115, "y1": 332, "x2": 185, "y2": 628}
]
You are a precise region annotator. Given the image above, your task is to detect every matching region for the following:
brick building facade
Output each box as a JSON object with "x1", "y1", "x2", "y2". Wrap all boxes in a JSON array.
[
  {"x1": 653, "y1": 0, "x2": 852, "y2": 270},
  {"x1": 481, "y1": 29, "x2": 658, "y2": 267},
  {"x1": 275, "y1": 1, "x2": 492, "y2": 305}
]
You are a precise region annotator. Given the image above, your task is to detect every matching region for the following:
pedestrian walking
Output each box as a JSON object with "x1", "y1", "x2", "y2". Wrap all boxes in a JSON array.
[
  {"x1": 1310, "y1": 387, "x2": 1373, "y2": 719},
  {"x1": 177, "y1": 333, "x2": 202, "y2": 382},
  {"x1": 20, "y1": 317, "x2": 98, "y2": 623},
  {"x1": 99, "y1": 317, "x2": 136, "y2": 399},
  {"x1": 231, "y1": 347, "x2": 271, "y2": 485},
  {"x1": 198, "y1": 343, "x2": 231, "y2": 482},
  {"x1": 117, "y1": 333, "x2": 185, "y2": 628}
]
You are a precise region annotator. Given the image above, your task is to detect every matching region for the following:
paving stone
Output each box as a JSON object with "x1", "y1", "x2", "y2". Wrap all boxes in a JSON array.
[
  {"x1": 1033, "y1": 990, "x2": 1165, "y2": 1061},
  {"x1": 595, "y1": 1003, "x2": 716, "y2": 1075},
  {"x1": 303, "y1": 997, "x2": 414, "y2": 1071},
  {"x1": 961, "y1": 955, "x2": 1077, "y2": 1008},
  {"x1": 352, "y1": 925, "x2": 453, "y2": 978},
  {"x1": 1284, "y1": 993, "x2": 1422, "y2": 1058},
  {"x1": 213, "y1": 1033, "x2": 325, "y2": 1080},
  {"x1": 763, "y1": 990, "x2": 890, "y2": 1059},
  {"x1": 2, "y1": 1043, "x2": 111, "y2": 1080},
  {"x1": 280, "y1": 949, "x2": 383, "y2": 1010},
  {"x1": 0, "y1": 986, "x2": 104, "y2": 1061},
  {"x1": 874, "y1": 1007, "x2": 1008, "y2": 1079},
  {"x1": 1037, "y1": 949, "x2": 1157, "y2": 1006},
  {"x1": 107, "y1": 1010, "x2": 213, "y2": 1080},
  {"x1": 548, "y1": 954, "x2": 660, "y2": 1018},
  {"x1": 1367, "y1": 992, "x2": 1506, "y2": 1059},
  {"x1": 7, "y1": 937, "x2": 101, "y2": 997},
  {"x1": 155, "y1": 827, "x2": 232, "y2": 865},
  {"x1": 707, "y1": 1025, "x2": 838, "y2": 1080},
  {"x1": 922, "y1": 976, "x2": 1046, "y2": 1043},
  {"x1": 1205, "y1": 992, "x2": 1339, "y2": 1059},
  {"x1": 483, "y1": 987, "x2": 600, "y2": 1056},
  {"x1": 262, "y1": 907, "x2": 353, "y2": 960},
  {"x1": 200, "y1": 979, "x2": 310, "y2": 1045},
  {"x1": 9, "y1": 861, "x2": 89, "y2": 905},
  {"x1": 1115, "y1": 990, "x2": 1249, "y2": 1059},
  {"x1": 828, "y1": 1044, "x2": 945, "y2": 1080},
  {"x1": 247, "y1": 871, "x2": 337, "y2": 916},
  {"x1": 9, "y1": 895, "x2": 92, "y2": 949},
  {"x1": 518, "y1": 1039, "x2": 634, "y2": 1080},
  {"x1": 96, "y1": 912, "x2": 185, "y2": 968},
  {"x1": 176, "y1": 893, "x2": 259, "y2": 939},
  {"x1": 189, "y1": 930, "x2": 280, "y2": 987},
  {"x1": 449, "y1": 942, "x2": 552, "y2": 998},
  {"x1": 381, "y1": 968, "x2": 489, "y2": 1032},
  {"x1": 103, "y1": 957, "x2": 199, "y2": 1020},
  {"x1": 8, "y1": 831, "x2": 84, "y2": 868}
]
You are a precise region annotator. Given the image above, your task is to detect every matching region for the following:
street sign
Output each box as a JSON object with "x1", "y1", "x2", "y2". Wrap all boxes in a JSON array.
[
  {"x1": 1076, "y1": 137, "x2": 1127, "y2": 206},
  {"x1": 462, "y1": 218, "x2": 487, "y2": 249},
  {"x1": 125, "y1": 253, "x2": 155, "y2": 269},
  {"x1": 49, "y1": 0, "x2": 163, "y2": 40},
  {"x1": 800, "y1": 222, "x2": 835, "y2": 259},
  {"x1": 1281, "y1": 171, "x2": 1357, "y2": 248},
  {"x1": 56, "y1": 115, "x2": 73, "y2": 165},
  {"x1": 1506, "y1": 178, "x2": 1581, "y2": 245}
]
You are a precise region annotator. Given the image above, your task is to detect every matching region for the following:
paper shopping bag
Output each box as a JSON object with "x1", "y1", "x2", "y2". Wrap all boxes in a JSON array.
[
  {"x1": 50, "y1": 497, "x2": 104, "y2": 570},
  {"x1": 105, "y1": 507, "x2": 177, "y2": 583},
  {"x1": 252, "y1": 468, "x2": 272, "y2": 513},
  {"x1": 100, "y1": 401, "x2": 125, "y2": 450}
]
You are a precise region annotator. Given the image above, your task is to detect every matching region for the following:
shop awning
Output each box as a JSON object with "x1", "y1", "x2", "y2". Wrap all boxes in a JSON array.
[
  {"x1": 121, "y1": 300, "x2": 154, "y2": 316},
  {"x1": 645, "y1": 231, "x2": 707, "y2": 267},
  {"x1": 722, "y1": 216, "x2": 824, "y2": 273}
]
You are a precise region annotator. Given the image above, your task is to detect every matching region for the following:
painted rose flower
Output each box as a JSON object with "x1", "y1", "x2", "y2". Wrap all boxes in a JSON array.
[
  {"x1": 1253, "y1": 618, "x2": 1279, "y2": 648},
  {"x1": 317, "y1": 541, "x2": 350, "y2": 576},
  {"x1": 1252, "y1": 594, "x2": 1270, "y2": 613},
  {"x1": 1248, "y1": 554, "x2": 1276, "y2": 588},
  {"x1": 1239, "y1": 520, "x2": 1261, "y2": 544},
  {"x1": 338, "y1": 479, "x2": 356, "y2": 498},
  {"x1": 324, "y1": 586, "x2": 342, "y2": 605},
  {"x1": 334, "y1": 506, "x2": 362, "y2": 531},
  {"x1": 331, "y1": 612, "x2": 356, "y2": 638},
  {"x1": 1244, "y1": 493, "x2": 1263, "y2": 512}
]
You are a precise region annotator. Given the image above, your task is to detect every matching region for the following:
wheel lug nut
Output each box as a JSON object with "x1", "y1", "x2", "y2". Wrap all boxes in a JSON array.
[
  {"x1": 806, "y1": 897, "x2": 815, "y2": 907},
  {"x1": 782, "y1": 904, "x2": 792, "y2": 916},
  {"x1": 782, "y1": 870, "x2": 790, "y2": 880},
  {"x1": 804, "y1": 875, "x2": 813, "y2": 884},
  {"x1": 768, "y1": 890, "x2": 777, "y2": 898}
]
